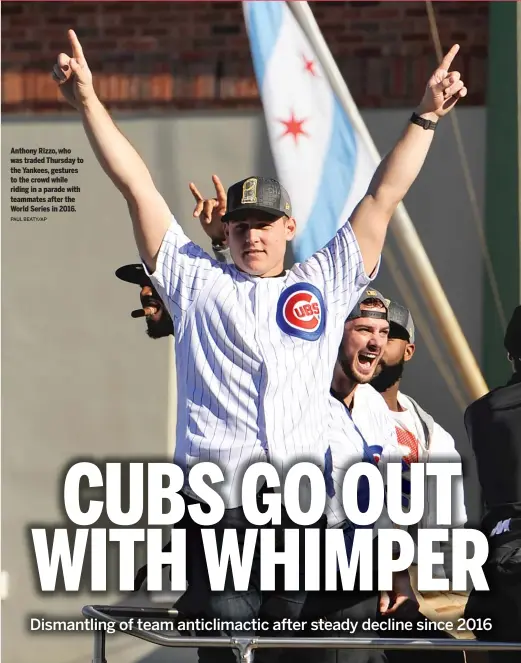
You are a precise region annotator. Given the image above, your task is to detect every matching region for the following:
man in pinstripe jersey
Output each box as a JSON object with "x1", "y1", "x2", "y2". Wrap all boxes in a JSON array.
[
  {"x1": 122, "y1": 215, "x2": 408, "y2": 663},
  {"x1": 288, "y1": 289, "x2": 410, "y2": 663},
  {"x1": 53, "y1": 30, "x2": 468, "y2": 661},
  {"x1": 292, "y1": 294, "x2": 464, "y2": 663}
]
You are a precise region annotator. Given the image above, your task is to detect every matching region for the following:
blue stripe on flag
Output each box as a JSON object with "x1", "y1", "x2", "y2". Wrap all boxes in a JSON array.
[
  {"x1": 293, "y1": 96, "x2": 358, "y2": 262},
  {"x1": 243, "y1": 1, "x2": 284, "y2": 87}
]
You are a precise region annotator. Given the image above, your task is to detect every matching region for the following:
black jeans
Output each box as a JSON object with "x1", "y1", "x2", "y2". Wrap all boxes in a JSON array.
[
  {"x1": 278, "y1": 529, "x2": 465, "y2": 663},
  {"x1": 380, "y1": 604, "x2": 465, "y2": 663},
  {"x1": 175, "y1": 490, "x2": 328, "y2": 663},
  {"x1": 277, "y1": 590, "x2": 386, "y2": 663},
  {"x1": 274, "y1": 532, "x2": 386, "y2": 663}
]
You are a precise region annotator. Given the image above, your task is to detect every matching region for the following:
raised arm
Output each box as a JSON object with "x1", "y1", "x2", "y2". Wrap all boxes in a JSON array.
[
  {"x1": 351, "y1": 44, "x2": 467, "y2": 276},
  {"x1": 52, "y1": 30, "x2": 170, "y2": 272}
]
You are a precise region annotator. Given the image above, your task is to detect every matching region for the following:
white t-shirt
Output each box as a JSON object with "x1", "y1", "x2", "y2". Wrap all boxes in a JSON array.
[
  {"x1": 389, "y1": 405, "x2": 427, "y2": 513},
  {"x1": 389, "y1": 392, "x2": 467, "y2": 575},
  {"x1": 145, "y1": 215, "x2": 378, "y2": 507},
  {"x1": 391, "y1": 408, "x2": 426, "y2": 460}
]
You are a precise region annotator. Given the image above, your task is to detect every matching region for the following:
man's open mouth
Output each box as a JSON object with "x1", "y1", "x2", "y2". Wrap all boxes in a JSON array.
[{"x1": 358, "y1": 352, "x2": 379, "y2": 369}]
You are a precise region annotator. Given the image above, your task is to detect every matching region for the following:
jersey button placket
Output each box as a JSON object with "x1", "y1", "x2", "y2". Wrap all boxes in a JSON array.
[{"x1": 254, "y1": 280, "x2": 269, "y2": 457}]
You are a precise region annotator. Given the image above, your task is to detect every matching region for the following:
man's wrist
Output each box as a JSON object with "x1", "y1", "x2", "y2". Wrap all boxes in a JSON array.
[
  {"x1": 79, "y1": 93, "x2": 102, "y2": 113},
  {"x1": 413, "y1": 108, "x2": 439, "y2": 124}
]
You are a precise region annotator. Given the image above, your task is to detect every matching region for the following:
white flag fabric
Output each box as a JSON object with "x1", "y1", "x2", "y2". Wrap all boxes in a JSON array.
[{"x1": 243, "y1": 0, "x2": 377, "y2": 261}]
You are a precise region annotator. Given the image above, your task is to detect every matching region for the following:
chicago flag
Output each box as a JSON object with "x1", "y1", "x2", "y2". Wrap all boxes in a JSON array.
[{"x1": 243, "y1": 1, "x2": 378, "y2": 261}]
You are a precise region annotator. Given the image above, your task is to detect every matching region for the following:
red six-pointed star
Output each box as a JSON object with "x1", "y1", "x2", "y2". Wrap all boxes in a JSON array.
[
  {"x1": 278, "y1": 110, "x2": 308, "y2": 144},
  {"x1": 303, "y1": 55, "x2": 316, "y2": 76}
]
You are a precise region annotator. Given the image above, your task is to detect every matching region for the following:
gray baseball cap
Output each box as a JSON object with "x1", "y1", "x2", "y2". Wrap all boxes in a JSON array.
[
  {"x1": 347, "y1": 286, "x2": 388, "y2": 321},
  {"x1": 386, "y1": 300, "x2": 415, "y2": 342},
  {"x1": 222, "y1": 176, "x2": 292, "y2": 222}
]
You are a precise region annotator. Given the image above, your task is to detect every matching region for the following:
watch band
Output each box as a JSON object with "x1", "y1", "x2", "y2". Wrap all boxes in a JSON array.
[
  {"x1": 410, "y1": 112, "x2": 438, "y2": 131},
  {"x1": 211, "y1": 240, "x2": 227, "y2": 250}
]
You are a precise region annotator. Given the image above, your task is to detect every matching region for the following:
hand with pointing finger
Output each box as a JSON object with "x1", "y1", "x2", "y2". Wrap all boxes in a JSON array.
[
  {"x1": 416, "y1": 44, "x2": 467, "y2": 121},
  {"x1": 189, "y1": 174, "x2": 228, "y2": 245},
  {"x1": 51, "y1": 29, "x2": 96, "y2": 110}
]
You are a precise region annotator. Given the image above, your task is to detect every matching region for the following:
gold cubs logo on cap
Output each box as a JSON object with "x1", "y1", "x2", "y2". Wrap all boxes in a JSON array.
[{"x1": 241, "y1": 177, "x2": 258, "y2": 204}]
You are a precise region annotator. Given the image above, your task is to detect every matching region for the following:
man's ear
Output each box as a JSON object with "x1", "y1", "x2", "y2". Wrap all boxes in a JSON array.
[
  {"x1": 284, "y1": 216, "x2": 297, "y2": 240},
  {"x1": 223, "y1": 222, "x2": 230, "y2": 239},
  {"x1": 404, "y1": 343, "x2": 415, "y2": 362}
]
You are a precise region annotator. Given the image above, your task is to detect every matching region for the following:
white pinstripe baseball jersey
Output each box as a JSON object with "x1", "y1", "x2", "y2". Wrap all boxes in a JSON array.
[
  {"x1": 144, "y1": 215, "x2": 378, "y2": 508},
  {"x1": 325, "y1": 384, "x2": 401, "y2": 530}
]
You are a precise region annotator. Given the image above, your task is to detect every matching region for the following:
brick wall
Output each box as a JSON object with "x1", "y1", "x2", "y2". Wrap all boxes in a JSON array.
[{"x1": 2, "y1": 1, "x2": 488, "y2": 113}]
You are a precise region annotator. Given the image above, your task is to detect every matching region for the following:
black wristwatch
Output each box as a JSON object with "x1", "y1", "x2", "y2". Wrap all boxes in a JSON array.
[
  {"x1": 410, "y1": 112, "x2": 438, "y2": 131},
  {"x1": 211, "y1": 240, "x2": 227, "y2": 250}
]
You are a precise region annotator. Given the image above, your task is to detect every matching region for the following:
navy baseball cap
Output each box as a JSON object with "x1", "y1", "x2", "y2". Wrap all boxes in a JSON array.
[
  {"x1": 115, "y1": 264, "x2": 152, "y2": 287},
  {"x1": 347, "y1": 286, "x2": 388, "y2": 321},
  {"x1": 386, "y1": 300, "x2": 415, "y2": 342},
  {"x1": 222, "y1": 176, "x2": 292, "y2": 222}
]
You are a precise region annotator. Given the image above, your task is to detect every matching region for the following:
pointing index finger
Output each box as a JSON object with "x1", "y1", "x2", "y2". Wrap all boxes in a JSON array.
[
  {"x1": 68, "y1": 29, "x2": 85, "y2": 62},
  {"x1": 439, "y1": 44, "x2": 459, "y2": 71},
  {"x1": 189, "y1": 182, "x2": 204, "y2": 202},
  {"x1": 212, "y1": 174, "x2": 227, "y2": 205}
]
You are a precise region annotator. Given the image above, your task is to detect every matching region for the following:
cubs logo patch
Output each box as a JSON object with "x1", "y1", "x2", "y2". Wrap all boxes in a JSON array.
[
  {"x1": 276, "y1": 283, "x2": 325, "y2": 341},
  {"x1": 363, "y1": 443, "x2": 383, "y2": 466}
]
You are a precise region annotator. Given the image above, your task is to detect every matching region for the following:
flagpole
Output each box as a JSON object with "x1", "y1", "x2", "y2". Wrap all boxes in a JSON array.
[{"x1": 286, "y1": 0, "x2": 488, "y2": 402}]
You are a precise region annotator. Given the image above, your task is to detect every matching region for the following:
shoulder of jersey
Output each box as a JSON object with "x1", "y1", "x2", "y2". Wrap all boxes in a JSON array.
[{"x1": 357, "y1": 383, "x2": 390, "y2": 411}]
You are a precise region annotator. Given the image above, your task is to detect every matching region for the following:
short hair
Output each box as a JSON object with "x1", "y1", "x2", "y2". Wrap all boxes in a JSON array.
[{"x1": 359, "y1": 298, "x2": 386, "y2": 311}]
